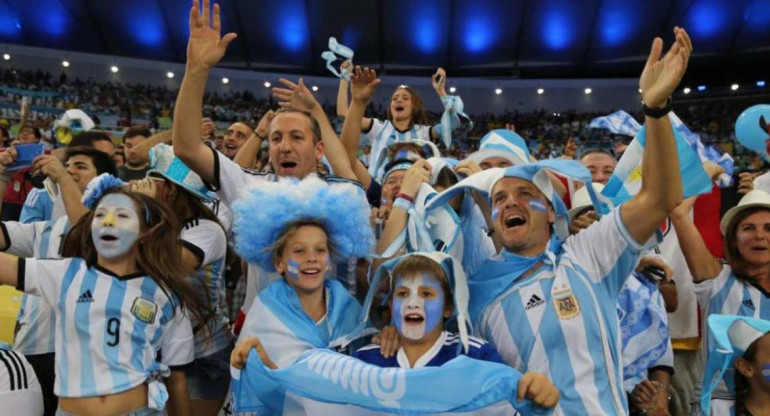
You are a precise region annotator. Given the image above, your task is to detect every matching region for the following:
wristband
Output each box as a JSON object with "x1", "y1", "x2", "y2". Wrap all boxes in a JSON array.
[
  {"x1": 641, "y1": 97, "x2": 673, "y2": 119},
  {"x1": 392, "y1": 197, "x2": 413, "y2": 212},
  {"x1": 394, "y1": 193, "x2": 415, "y2": 204}
]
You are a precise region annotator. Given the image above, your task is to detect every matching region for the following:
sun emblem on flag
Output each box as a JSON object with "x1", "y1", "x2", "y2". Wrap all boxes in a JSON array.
[{"x1": 628, "y1": 165, "x2": 643, "y2": 184}]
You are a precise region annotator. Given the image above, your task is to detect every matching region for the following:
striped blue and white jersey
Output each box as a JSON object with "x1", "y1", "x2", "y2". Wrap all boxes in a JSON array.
[
  {"x1": 16, "y1": 257, "x2": 194, "y2": 397},
  {"x1": 2, "y1": 217, "x2": 69, "y2": 355},
  {"x1": 617, "y1": 272, "x2": 673, "y2": 393},
  {"x1": 692, "y1": 264, "x2": 770, "y2": 409},
  {"x1": 181, "y1": 217, "x2": 232, "y2": 358},
  {"x1": 478, "y1": 209, "x2": 642, "y2": 416},
  {"x1": 354, "y1": 331, "x2": 503, "y2": 368},
  {"x1": 364, "y1": 119, "x2": 434, "y2": 181}
]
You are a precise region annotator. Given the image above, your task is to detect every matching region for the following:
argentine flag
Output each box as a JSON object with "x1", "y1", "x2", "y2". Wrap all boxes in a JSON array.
[
  {"x1": 602, "y1": 126, "x2": 713, "y2": 205},
  {"x1": 230, "y1": 349, "x2": 552, "y2": 416}
]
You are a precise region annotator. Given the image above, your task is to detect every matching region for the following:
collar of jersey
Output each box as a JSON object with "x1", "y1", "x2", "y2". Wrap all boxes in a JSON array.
[
  {"x1": 396, "y1": 330, "x2": 448, "y2": 369},
  {"x1": 96, "y1": 264, "x2": 146, "y2": 280}
]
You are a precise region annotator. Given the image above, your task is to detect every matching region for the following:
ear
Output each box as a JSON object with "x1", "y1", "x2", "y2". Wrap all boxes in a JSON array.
[
  {"x1": 444, "y1": 301, "x2": 454, "y2": 318},
  {"x1": 548, "y1": 203, "x2": 556, "y2": 224},
  {"x1": 315, "y1": 141, "x2": 324, "y2": 162},
  {"x1": 274, "y1": 257, "x2": 285, "y2": 274},
  {"x1": 735, "y1": 357, "x2": 754, "y2": 378}
]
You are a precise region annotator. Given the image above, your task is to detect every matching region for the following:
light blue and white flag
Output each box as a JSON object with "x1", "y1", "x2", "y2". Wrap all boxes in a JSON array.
[
  {"x1": 588, "y1": 110, "x2": 642, "y2": 137},
  {"x1": 602, "y1": 126, "x2": 713, "y2": 205},
  {"x1": 589, "y1": 110, "x2": 734, "y2": 187},
  {"x1": 230, "y1": 348, "x2": 553, "y2": 416},
  {"x1": 438, "y1": 95, "x2": 473, "y2": 148}
]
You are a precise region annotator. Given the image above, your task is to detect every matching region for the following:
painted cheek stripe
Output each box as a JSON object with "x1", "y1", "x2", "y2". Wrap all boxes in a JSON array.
[
  {"x1": 287, "y1": 259, "x2": 301, "y2": 280},
  {"x1": 491, "y1": 206, "x2": 499, "y2": 221},
  {"x1": 528, "y1": 199, "x2": 548, "y2": 212}
]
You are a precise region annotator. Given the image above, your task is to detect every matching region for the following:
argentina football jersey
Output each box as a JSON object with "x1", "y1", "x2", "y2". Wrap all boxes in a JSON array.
[{"x1": 15, "y1": 257, "x2": 193, "y2": 397}]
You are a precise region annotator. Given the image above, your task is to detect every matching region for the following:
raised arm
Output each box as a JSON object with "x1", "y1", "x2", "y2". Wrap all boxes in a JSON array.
[
  {"x1": 172, "y1": 0, "x2": 237, "y2": 184},
  {"x1": 336, "y1": 60, "x2": 352, "y2": 118},
  {"x1": 132, "y1": 129, "x2": 173, "y2": 164},
  {"x1": 233, "y1": 110, "x2": 273, "y2": 169},
  {"x1": 429, "y1": 67, "x2": 448, "y2": 142},
  {"x1": 671, "y1": 195, "x2": 722, "y2": 282},
  {"x1": 272, "y1": 78, "x2": 357, "y2": 181},
  {"x1": 620, "y1": 27, "x2": 692, "y2": 245},
  {"x1": 0, "y1": 251, "x2": 19, "y2": 288},
  {"x1": 341, "y1": 67, "x2": 382, "y2": 188},
  {"x1": 32, "y1": 154, "x2": 88, "y2": 224}
]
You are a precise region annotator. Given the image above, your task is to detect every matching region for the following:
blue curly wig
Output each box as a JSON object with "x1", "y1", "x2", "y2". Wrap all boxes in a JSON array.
[
  {"x1": 231, "y1": 176, "x2": 374, "y2": 272},
  {"x1": 81, "y1": 173, "x2": 126, "y2": 209}
]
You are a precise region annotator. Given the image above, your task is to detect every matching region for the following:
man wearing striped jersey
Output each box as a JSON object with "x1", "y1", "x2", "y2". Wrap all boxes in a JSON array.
[
  {"x1": 0, "y1": 342, "x2": 43, "y2": 416},
  {"x1": 172, "y1": 0, "x2": 367, "y2": 323},
  {"x1": 472, "y1": 28, "x2": 692, "y2": 416},
  {"x1": 0, "y1": 146, "x2": 116, "y2": 416}
]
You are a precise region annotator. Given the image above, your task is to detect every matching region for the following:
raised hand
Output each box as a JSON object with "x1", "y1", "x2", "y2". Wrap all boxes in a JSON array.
[
  {"x1": 351, "y1": 66, "x2": 381, "y2": 104},
  {"x1": 272, "y1": 78, "x2": 318, "y2": 113},
  {"x1": 186, "y1": 0, "x2": 237, "y2": 71},
  {"x1": 432, "y1": 67, "x2": 447, "y2": 95},
  {"x1": 640, "y1": 27, "x2": 692, "y2": 109}
]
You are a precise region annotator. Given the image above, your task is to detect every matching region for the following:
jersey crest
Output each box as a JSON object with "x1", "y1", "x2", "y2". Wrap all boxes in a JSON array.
[
  {"x1": 131, "y1": 297, "x2": 158, "y2": 324},
  {"x1": 553, "y1": 288, "x2": 581, "y2": 320}
]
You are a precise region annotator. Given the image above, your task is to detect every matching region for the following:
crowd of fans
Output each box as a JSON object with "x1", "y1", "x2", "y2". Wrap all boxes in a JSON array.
[{"x1": 0, "y1": 4, "x2": 768, "y2": 416}]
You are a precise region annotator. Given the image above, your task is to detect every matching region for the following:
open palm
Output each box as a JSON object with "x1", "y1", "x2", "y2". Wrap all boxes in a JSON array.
[
  {"x1": 640, "y1": 27, "x2": 692, "y2": 108},
  {"x1": 187, "y1": 0, "x2": 237, "y2": 71},
  {"x1": 351, "y1": 67, "x2": 381, "y2": 103}
]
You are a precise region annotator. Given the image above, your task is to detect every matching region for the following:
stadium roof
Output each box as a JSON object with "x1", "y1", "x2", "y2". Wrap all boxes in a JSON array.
[{"x1": 1, "y1": 0, "x2": 768, "y2": 84}]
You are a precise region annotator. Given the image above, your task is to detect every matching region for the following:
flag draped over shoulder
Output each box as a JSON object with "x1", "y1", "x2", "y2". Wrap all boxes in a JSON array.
[
  {"x1": 230, "y1": 349, "x2": 553, "y2": 416},
  {"x1": 602, "y1": 126, "x2": 713, "y2": 205}
]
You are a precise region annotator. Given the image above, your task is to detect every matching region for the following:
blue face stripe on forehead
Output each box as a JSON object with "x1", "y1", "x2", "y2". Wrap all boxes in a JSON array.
[{"x1": 528, "y1": 199, "x2": 548, "y2": 212}]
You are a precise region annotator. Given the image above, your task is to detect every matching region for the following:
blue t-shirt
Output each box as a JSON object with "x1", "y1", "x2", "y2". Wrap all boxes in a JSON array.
[{"x1": 353, "y1": 331, "x2": 503, "y2": 368}]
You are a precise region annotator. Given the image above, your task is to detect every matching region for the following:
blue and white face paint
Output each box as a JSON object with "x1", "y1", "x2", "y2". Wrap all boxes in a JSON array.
[
  {"x1": 528, "y1": 198, "x2": 548, "y2": 213},
  {"x1": 91, "y1": 193, "x2": 140, "y2": 260},
  {"x1": 286, "y1": 259, "x2": 301, "y2": 280},
  {"x1": 763, "y1": 363, "x2": 770, "y2": 382},
  {"x1": 392, "y1": 274, "x2": 445, "y2": 341}
]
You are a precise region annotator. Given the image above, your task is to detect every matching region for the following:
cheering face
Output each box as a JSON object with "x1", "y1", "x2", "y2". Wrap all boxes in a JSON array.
[
  {"x1": 491, "y1": 177, "x2": 555, "y2": 256},
  {"x1": 91, "y1": 194, "x2": 141, "y2": 260},
  {"x1": 268, "y1": 112, "x2": 323, "y2": 179},
  {"x1": 390, "y1": 89, "x2": 413, "y2": 122},
  {"x1": 580, "y1": 153, "x2": 617, "y2": 185},
  {"x1": 65, "y1": 154, "x2": 99, "y2": 193},
  {"x1": 222, "y1": 122, "x2": 253, "y2": 159},
  {"x1": 480, "y1": 157, "x2": 514, "y2": 170},
  {"x1": 381, "y1": 170, "x2": 407, "y2": 208},
  {"x1": 275, "y1": 225, "x2": 331, "y2": 293},
  {"x1": 734, "y1": 210, "x2": 770, "y2": 267},
  {"x1": 391, "y1": 273, "x2": 447, "y2": 342}
]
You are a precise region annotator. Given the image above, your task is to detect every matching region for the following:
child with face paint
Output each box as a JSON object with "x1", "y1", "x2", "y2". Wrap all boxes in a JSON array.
[
  {"x1": 0, "y1": 187, "x2": 205, "y2": 416},
  {"x1": 700, "y1": 315, "x2": 770, "y2": 416},
  {"x1": 229, "y1": 176, "x2": 380, "y2": 372},
  {"x1": 354, "y1": 253, "x2": 560, "y2": 410}
]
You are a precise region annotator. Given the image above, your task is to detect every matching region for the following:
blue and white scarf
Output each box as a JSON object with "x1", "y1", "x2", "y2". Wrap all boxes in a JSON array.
[{"x1": 230, "y1": 348, "x2": 553, "y2": 415}]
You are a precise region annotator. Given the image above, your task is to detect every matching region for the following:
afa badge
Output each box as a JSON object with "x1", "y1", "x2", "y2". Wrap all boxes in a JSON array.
[
  {"x1": 553, "y1": 288, "x2": 580, "y2": 320},
  {"x1": 131, "y1": 297, "x2": 158, "y2": 324}
]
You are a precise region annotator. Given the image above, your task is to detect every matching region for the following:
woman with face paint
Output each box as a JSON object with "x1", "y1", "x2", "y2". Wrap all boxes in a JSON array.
[
  {"x1": 229, "y1": 176, "x2": 381, "y2": 372},
  {"x1": 0, "y1": 187, "x2": 204, "y2": 416},
  {"x1": 130, "y1": 144, "x2": 232, "y2": 416},
  {"x1": 671, "y1": 190, "x2": 770, "y2": 415},
  {"x1": 353, "y1": 253, "x2": 560, "y2": 410}
]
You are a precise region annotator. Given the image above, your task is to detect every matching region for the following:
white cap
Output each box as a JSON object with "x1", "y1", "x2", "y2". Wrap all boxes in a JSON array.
[
  {"x1": 720, "y1": 189, "x2": 770, "y2": 234},
  {"x1": 568, "y1": 183, "x2": 606, "y2": 221}
]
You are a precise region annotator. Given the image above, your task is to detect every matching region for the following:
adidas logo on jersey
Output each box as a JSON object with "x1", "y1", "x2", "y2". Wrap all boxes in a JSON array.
[
  {"x1": 77, "y1": 290, "x2": 94, "y2": 303},
  {"x1": 525, "y1": 294, "x2": 545, "y2": 310}
]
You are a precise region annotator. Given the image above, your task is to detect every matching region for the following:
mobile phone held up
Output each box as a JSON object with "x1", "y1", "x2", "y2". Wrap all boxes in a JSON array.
[{"x1": 7, "y1": 143, "x2": 44, "y2": 172}]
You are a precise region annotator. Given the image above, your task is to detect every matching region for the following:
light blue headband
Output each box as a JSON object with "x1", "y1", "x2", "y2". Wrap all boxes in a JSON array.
[{"x1": 321, "y1": 37, "x2": 354, "y2": 81}]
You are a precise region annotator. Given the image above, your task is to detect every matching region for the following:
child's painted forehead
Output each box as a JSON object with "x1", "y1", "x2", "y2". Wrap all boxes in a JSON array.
[
  {"x1": 96, "y1": 194, "x2": 137, "y2": 212},
  {"x1": 395, "y1": 272, "x2": 443, "y2": 289}
]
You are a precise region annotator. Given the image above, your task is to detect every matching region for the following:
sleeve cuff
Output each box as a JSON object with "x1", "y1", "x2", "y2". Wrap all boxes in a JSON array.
[
  {"x1": 203, "y1": 146, "x2": 221, "y2": 192},
  {"x1": 0, "y1": 223, "x2": 10, "y2": 251},
  {"x1": 613, "y1": 206, "x2": 660, "y2": 254},
  {"x1": 180, "y1": 240, "x2": 204, "y2": 269},
  {"x1": 362, "y1": 119, "x2": 375, "y2": 134},
  {"x1": 15, "y1": 258, "x2": 25, "y2": 291}
]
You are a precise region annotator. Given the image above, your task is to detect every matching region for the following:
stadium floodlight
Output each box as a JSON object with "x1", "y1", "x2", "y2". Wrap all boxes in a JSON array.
[
  {"x1": 638, "y1": 88, "x2": 642, "y2": 93},
  {"x1": 731, "y1": 84, "x2": 739, "y2": 91},
  {"x1": 697, "y1": 85, "x2": 706, "y2": 91},
  {"x1": 683, "y1": 87, "x2": 691, "y2": 94},
  {"x1": 495, "y1": 88, "x2": 502, "y2": 95},
  {"x1": 312, "y1": 85, "x2": 319, "y2": 92},
  {"x1": 264, "y1": 81, "x2": 271, "y2": 88},
  {"x1": 166, "y1": 71, "x2": 174, "y2": 79},
  {"x1": 222, "y1": 77, "x2": 229, "y2": 84},
  {"x1": 757, "y1": 81, "x2": 766, "y2": 87},
  {"x1": 62, "y1": 60, "x2": 70, "y2": 67},
  {"x1": 537, "y1": 88, "x2": 544, "y2": 95},
  {"x1": 584, "y1": 88, "x2": 592, "y2": 95},
  {"x1": 3, "y1": 54, "x2": 10, "y2": 61},
  {"x1": 110, "y1": 65, "x2": 119, "y2": 73},
  {"x1": 449, "y1": 86, "x2": 456, "y2": 93}
]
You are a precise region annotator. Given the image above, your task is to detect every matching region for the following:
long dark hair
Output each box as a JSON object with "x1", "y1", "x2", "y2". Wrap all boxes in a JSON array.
[
  {"x1": 386, "y1": 86, "x2": 428, "y2": 127},
  {"x1": 61, "y1": 188, "x2": 208, "y2": 327}
]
